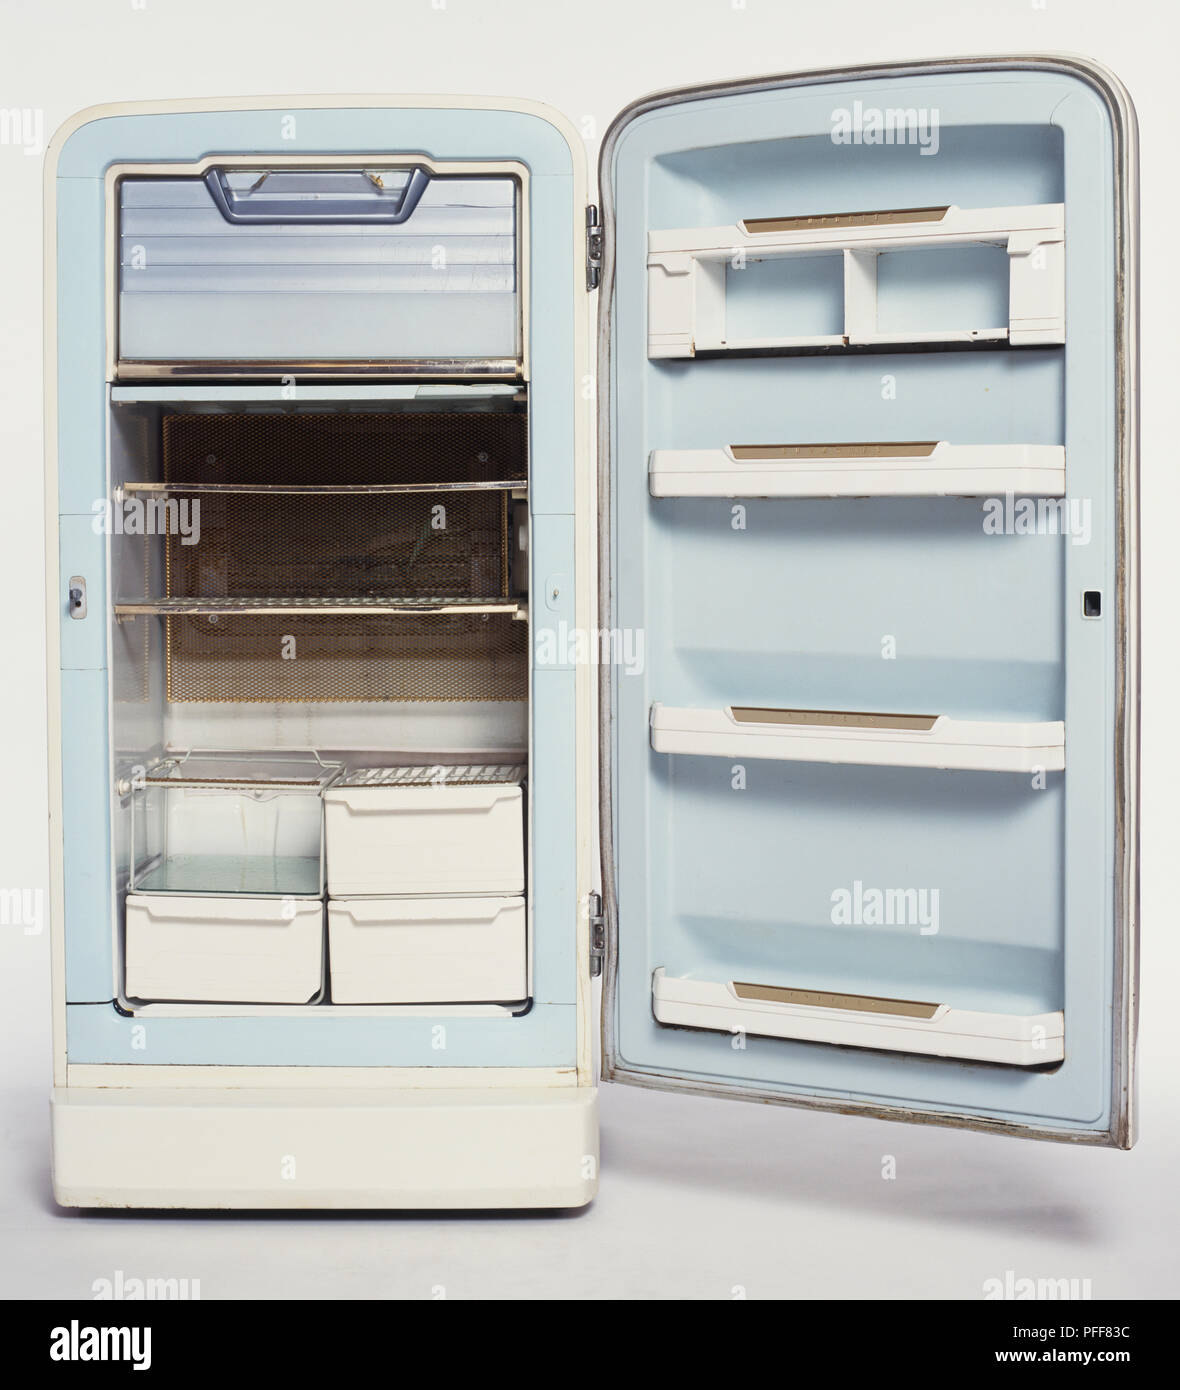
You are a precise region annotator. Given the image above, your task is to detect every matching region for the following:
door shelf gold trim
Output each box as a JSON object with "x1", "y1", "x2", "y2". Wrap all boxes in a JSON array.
[
  {"x1": 729, "y1": 707, "x2": 939, "y2": 732},
  {"x1": 732, "y1": 982, "x2": 941, "y2": 1019}
]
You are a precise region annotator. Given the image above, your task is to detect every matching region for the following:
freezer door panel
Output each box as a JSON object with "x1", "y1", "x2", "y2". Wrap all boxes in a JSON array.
[{"x1": 600, "y1": 60, "x2": 1137, "y2": 1144}]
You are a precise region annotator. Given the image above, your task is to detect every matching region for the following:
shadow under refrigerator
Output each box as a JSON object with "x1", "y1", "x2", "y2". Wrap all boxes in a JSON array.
[{"x1": 46, "y1": 56, "x2": 1138, "y2": 1208}]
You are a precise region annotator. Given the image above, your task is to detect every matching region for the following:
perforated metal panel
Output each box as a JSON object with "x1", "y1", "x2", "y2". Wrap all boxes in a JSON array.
[
  {"x1": 166, "y1": 489, "x2": 509, "y2": 601},
  {"x1": 165, "y1": 612, "x2": 528, "y2": 704},
  {"x1": 161, "y1": 411, "x2": 527, "y2": 487}
]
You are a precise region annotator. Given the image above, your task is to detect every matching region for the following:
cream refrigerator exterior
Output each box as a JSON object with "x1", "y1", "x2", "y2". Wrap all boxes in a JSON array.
[
  {"x1": 45, "y1": 57, "x2": 1139, "y2": 1209},
  {"x1": 47, "y1": 93, "x2": 598, "y2": 1210}
]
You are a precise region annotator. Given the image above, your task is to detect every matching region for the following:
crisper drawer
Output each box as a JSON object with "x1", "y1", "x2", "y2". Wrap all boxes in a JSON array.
[
  {"x1": 327, "y1": 896, "x2": 526, "y2": 1004},
  {"x1": 324, "y1": 766, "x2": 525, "y2": 897},
  {"x1": 116, "y1": 166, "x2": 521, "y2": 371},
  {"x1": 124, "y1": 895, "x2": 324, "y2": 1003}
]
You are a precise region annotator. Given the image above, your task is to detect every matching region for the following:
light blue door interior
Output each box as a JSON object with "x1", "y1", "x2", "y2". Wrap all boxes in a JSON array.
[{"x1": 604, "y1": 64, "x2": 1129, "y2": 1140}]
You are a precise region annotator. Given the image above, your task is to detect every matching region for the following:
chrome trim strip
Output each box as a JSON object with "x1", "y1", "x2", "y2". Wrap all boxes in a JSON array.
[{"x1": 116, "y1": 359, "x2": 521, "y2": 382}]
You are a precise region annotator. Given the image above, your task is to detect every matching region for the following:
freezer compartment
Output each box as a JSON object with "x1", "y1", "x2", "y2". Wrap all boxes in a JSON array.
[
  {"x1": 124, "y1": 894, "x2": 325, "y2": 1003},
  {"x1": 328, "y1": 896, "x2": 527, "y2": 1003},
  {"x1": 652, "y1": 971, "x2": 1064, "y2": 1066},
  {"x1": 116, "y1": 168, "x2": 523, "y2": 373},
  {"x1": 324, "y1": 765, "x2": 525, "y2": 897},
  {"x1": 128, "y1": 752, "x2": 336, "y2": 897}
]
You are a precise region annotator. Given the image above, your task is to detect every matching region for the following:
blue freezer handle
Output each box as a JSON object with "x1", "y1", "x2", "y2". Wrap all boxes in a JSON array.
[{"x1": 203, "y1": 167, "x2": 432, "y2": 225}]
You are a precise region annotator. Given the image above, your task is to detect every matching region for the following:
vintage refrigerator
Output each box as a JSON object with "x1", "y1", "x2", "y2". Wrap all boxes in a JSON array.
[{"x1": 44, "y1": 55, "x2": 1139, "y2": 1208}]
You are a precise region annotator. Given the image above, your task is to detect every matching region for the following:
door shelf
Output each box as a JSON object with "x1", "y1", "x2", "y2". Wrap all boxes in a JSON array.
[
  {"x1": 114, "y1": 595, "x2": 528, "y2": 618},
  {"x1": 649, "y1": 441, "x2": 1066, "y2": 498},
  {"x1": 652, "y1": 970, "x2": 1064, "y2": 1066},
  {"x1": 647, "y1": 203, "x2": 1065, "y2": 358},
  {"x1": 650, "y1": 704, "x2": 1066, "y2": 773}
]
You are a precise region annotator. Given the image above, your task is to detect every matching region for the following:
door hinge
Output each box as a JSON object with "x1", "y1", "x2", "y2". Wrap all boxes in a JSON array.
[
  {"x1": 588, "y1": 891, "x2": 606, "y2": 977},
  {"x1": 586, "y1": 204, "x2": 603, "y2": 290}
]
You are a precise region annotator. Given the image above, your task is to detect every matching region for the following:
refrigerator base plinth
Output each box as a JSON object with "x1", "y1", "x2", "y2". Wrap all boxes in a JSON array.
[{"x1": 51, "y1": 1084, "x2": 598, "y2": 1210}]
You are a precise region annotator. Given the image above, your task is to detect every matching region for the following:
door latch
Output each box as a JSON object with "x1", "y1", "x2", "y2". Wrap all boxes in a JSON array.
[
  {"x1": 588, "y1": 891, "x2": 606, "y2": 977},
  {"x1": 67, "y1": 575, "x2": 87, "y2": 620}
]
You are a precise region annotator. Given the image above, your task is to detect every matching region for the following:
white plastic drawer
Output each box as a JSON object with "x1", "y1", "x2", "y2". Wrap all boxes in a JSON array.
[
  {"x1": 324, "y1": 775, "x2": 524, "y2": 897},
  {"x1": 124, "y1": 895, "x2": 324, "y2": 1003},
  {"x1": 328, "y1": 896, "x2": 526, "y2": 1004},
  {"x1": 117, "y1": 170, "x2": 521, "y2": 368}
]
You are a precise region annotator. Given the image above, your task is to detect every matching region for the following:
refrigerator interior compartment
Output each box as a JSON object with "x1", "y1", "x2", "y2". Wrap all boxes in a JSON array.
[
  {"x1": 124, "y1": 894, "x2": 325, "y2": 1004},
  {"x1": 116, "y1": 166, "x2": 525, "y2": 374},
  {"x1": 650, "y1": 704, "x2": 1066, "y2": 773},
  {"x1": 107, "y1": 405, "x2": 531, "y2": 696},
  {"x1": 327, "y1": 895, "x2": 527, "y2": 1004},
  {"x1": 647, "y1": 203, "x2": 1065, "y2": 358},
  {"x1": 325, "y1": 769, "x2": 525, "y2": 898},
  {"x1": 127, "y1": 751, "x2": 336, "y2": 898},
  {"x1": 648, "y1": 441, "x2": 1067, "y2": 498},
  {"x1": 651, "y1": 970, "x2": 1064, "y2": 1067},
  {"x1": 156, "y1": 410, "x2": 519, "y2": 601}
]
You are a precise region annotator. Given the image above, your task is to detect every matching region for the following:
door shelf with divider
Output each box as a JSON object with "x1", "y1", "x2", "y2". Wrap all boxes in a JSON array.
[{"x1": 647, "y1": 203, "x2": 1065, "y2": 358}]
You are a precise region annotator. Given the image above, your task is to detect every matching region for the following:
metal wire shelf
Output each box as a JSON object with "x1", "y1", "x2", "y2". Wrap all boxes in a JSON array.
[
  {"x1": 122, "y1": 479, "x2": 527, "y2": 496},
  {"x1": 115, "y1": 595, "x2": 528, "y2": 618}
]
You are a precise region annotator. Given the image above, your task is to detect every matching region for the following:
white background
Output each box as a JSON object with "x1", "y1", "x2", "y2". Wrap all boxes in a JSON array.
[{"x1": 0, "y1": 0, "x2": 1175, "y2": 1300}]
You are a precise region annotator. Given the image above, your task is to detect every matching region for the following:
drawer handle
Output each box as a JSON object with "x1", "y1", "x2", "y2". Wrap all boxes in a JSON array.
[{"x1": 204, "y1": 167, "x2": 432, "y2": 225}]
